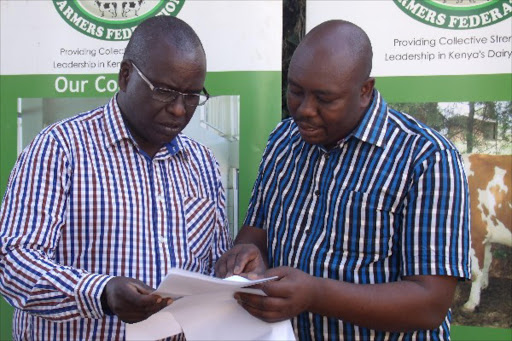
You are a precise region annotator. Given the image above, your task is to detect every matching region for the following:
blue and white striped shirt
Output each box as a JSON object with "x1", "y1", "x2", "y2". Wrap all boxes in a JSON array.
[
  {"x1": 245, "y1": 90, "x2": 471, "y2": 341},
  {"x1": 0, "y1": 96, "x2": 232, "y2": 340}
]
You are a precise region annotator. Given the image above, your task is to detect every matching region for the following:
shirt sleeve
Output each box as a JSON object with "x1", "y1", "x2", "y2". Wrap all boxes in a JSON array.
[
  {"x1": 243, "y1": 121, "x2": 288, "y2": 229},
  {"x1": 209, "y1": 159, "x2": 233, "y2": 275},
  {"x1": 0, "y1": 131, "x2": 112, "y2": 321},
  {"x1": 401, "y1": 148, "x2": 471, "y2": 279},
  {"x1": 243, "y1": 161, "x2": 266, "y2": 229}
]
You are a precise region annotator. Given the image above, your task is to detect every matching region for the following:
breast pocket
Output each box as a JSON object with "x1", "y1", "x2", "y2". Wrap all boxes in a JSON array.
[
  {"x1": 339, "y1": 188, "x2": 400, "y2": 259},
  {"x1": 183, "y1": 196, "x2": 216, "y2": 260}
]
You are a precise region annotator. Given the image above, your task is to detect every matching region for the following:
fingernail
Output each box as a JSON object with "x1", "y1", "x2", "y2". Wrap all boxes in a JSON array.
[{"x1": 156, "y1": 297, "x2": 162, "y2": 304}]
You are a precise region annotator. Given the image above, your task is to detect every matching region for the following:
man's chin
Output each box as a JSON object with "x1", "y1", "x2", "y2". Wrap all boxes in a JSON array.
[
  {"x1": 157, "y1": 130, "x2": 180, "y2": 144},
  {"x1": 299, "y1": 133, "x2": 324, "y2": 146}
]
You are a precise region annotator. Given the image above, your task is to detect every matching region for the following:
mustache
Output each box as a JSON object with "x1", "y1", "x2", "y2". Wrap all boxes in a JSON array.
[
  {"x1": 294, "y1": 118, "x2": 318, "y2": 127},
  {"x1": 160, "y1": 120, "x2": 185, "y2": 127}
]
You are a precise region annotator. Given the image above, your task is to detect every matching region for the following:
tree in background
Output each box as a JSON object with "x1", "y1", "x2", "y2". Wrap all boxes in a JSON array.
[
  {"x1": 497, "y1": 101, "x2": 512, "y2": 144},
  {"x1": 447, "y1": 101, "x2": 511, "y2": 154},
  {"x1": 282, "y1": 0, "x2": 305, "y2": 118},
  {"x1": 390, "y1": 101, "x2": 512, "y2": 155},
  {"x1": 391, "y1": 102, "x2": 445, "y2": 132}
]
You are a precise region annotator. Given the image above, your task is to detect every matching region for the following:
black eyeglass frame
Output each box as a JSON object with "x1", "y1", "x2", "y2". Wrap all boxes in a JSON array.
[{"x1": 132, "y1": 63, "x2": 209, "y2": 106}]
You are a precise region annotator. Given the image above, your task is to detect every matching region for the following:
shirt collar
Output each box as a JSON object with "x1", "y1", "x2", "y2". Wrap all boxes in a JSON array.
[
  {"x1": 164, "y1": 137, "x2": 180, "y2": 156},
  {"x1": 103, "y1": 95, "x2": 131, "y2": 148},
  {"x1": 349, "y1": 89, "x2": 388, "y2": 148},
  {"x1": 103, "y1": 94, "x2": 182, "y2": 157}
]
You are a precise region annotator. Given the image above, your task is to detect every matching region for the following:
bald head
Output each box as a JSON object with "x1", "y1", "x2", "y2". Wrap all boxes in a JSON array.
[
  {"x1": 286, "y1": 20, "x2": 375, "y2": 148},
  {"x1": 124, "y1": 15, "x2": 206, "y2": 70},
  {"x1": 293, "y1": 20, "x2": 373, "y2": 83}
]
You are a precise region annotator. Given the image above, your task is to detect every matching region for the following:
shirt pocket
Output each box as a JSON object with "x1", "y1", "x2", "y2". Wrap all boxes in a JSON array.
[
  {"x1": 339, "y1": 188, "x2": 400, "y2": 258},
  {"x1": 183, "y1": 196, "x2": 216, "y2": 260}
]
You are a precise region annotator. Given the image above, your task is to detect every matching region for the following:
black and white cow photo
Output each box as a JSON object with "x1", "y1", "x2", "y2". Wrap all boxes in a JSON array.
[{"x1": 93, "y1": 0, "x2": 145, "y2": 18}]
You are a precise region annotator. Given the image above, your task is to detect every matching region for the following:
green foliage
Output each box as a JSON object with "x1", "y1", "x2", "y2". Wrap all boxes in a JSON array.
[
  {"x1": 390, "y1": 101, "x2": 512, "y2": 155},
  {"x1": 391, "y1": 102, "x2": 445, "y2": 131},
  {"x1": 493, "y1": 247, "x2": 509, "y2": 260}
]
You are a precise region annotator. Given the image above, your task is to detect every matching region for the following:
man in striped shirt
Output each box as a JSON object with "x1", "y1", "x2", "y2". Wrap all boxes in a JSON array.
[
  {"x1": 0, "y1": 16, "x2": 231, "y2": 340},
  {"x1": 216, "y1": 20, "x2": 470, "y2": 340}
]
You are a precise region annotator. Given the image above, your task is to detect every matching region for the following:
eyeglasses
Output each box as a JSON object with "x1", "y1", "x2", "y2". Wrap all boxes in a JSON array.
[{"x1": 132, "y1": 63, "x2": 209, "y2": 106}]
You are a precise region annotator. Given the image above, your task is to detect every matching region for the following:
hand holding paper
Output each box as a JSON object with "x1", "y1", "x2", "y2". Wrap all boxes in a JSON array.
[
  {"x1": 102, "y1": 276, "x2": 171, "y2": 323},
  {"x1": 152, "y1": 268, "x2": 278, "y2": 299},
  {"x1": 125, "y1": 268, "x2": 295, "y2": 341},
  {"x1": 215, "y1": 242, "x2": 268, "y2": 278},
  {"x1": 234, "y1": 266, "x2": 317, "y2": 323}
]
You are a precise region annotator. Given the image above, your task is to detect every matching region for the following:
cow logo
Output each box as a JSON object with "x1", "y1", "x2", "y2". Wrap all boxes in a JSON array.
[
  {"x1": 394, "y1": 0, "x2": 512, "y2": 29},
  {"x1": 53, "y1": 0, "x2": 185, "y2": 41}
]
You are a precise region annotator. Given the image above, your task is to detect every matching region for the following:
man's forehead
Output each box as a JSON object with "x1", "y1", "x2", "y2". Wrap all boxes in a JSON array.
[
  {"x1": 290, "y1": 47, "x2": 352, "y2": 77},
  {"x1": 147, "y1": 43, "x2": 205, "y2": 68}
]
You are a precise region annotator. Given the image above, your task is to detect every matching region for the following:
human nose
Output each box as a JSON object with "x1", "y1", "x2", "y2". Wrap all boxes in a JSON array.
[
  {"x1": 165, "y1": 94, "x2": 187, "y2": 116},
  {"x1": 295, "y1": 94, "x2": 317, "y2": 118}
]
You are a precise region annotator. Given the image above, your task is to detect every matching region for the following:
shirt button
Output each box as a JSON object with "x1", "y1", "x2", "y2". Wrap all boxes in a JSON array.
[
  {"x1": 324, "y1": 153, "x2": 330, "y2": 159},
  {"x1": 159, "y1": 235, "x2": 166, "y2": 243},
  {"x1": 156, "y1": 195, "x2": 165, "y2": 202},
  {"x1": 315, "y1": 190, "x2": 320, "y2": 196},
  {"x1": 305, "y1": 229, "x2": 311, "y2": 235}
]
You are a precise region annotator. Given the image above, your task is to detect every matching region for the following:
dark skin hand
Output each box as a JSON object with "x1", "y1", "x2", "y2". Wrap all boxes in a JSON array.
[
  {"x1": 215, "y1": 226, "x2": 268, "y2": 278},
  {"x1": 234, "y1": 266, "x2": 316, "y2": 322},
  {"x1": 234, "y1": 266, "x2": 458, "y2": 332},
  {"x1": 219, "y1": 226, "x2": 459, "y2": 332},
  {"x1": 215, "y1": 243, "x2": 267, "y2": 278},
  {"x1": 103, "y1": 276, "x2": 172, "y2": 323}
]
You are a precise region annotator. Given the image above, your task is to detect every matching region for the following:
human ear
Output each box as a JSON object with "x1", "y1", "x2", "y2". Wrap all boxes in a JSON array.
[
  {"x1": 360, "y1": 77, "x2": 375, "y2": 108},
  {"x1": 118, "y1": 60, "x2": 132, "y2": 92}
]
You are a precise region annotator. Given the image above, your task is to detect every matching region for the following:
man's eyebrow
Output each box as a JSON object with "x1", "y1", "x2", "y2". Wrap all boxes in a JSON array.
[
  {"x1": 287, "y1": 79, "x2": 301, "y2": 88},
  {"x1": 314, "y1": 89, "x2": 337, "y2": 97},
  {"x1": 155, "y1": 83, "x2": 202, "y2": 94},
  {"x1": 288, "y1": 79, "x2": 336, "y2": 95}
]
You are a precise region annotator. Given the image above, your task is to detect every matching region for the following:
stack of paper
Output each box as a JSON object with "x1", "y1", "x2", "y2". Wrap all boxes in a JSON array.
[{"x1": 125, "y1": 268, "x2": 296, "y2": 341}]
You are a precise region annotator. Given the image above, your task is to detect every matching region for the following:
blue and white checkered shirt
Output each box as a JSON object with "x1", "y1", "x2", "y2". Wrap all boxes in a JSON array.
[{"x1": 245, "y1": 90, "x2": 471, "y2": 341}]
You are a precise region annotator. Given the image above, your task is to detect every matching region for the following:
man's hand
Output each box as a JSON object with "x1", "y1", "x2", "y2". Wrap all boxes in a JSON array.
[
  {"x1": 102, "y1": 276, "x2": 171, "y2": 323},
  {"x1": 234, "y1": 266, "x2": 317, "y2": 323},
  {"x1": 215, "y1": 243, "x2": 267, "y2": 278},
  {"x1": 235, "y1": 267, "x2": 458, "y2": 331}
]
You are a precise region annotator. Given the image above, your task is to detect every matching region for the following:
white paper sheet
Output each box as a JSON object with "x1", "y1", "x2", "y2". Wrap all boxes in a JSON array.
[
  {"x1": 125, "y1": 268, "x2": 296, "y2": 341},
  {"x1": 125, "y1": 309, "x2": 183, "y2": 340},
  {"x1": 152, "y1": 268, "x2": 278, "y2": 299}
]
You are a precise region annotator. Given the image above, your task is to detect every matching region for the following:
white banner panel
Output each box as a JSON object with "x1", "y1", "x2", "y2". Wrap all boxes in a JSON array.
[
  {"x1": 306, "y1": 0, "x2": 512, "y2": 77},
  {"x1": 0, "y1": 0, "x2": 282, "y2": 75}
]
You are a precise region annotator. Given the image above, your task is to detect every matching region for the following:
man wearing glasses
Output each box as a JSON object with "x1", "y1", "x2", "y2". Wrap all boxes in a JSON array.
[{"x1": 0, "y1": 16, "x2": 231, "y2": 340}]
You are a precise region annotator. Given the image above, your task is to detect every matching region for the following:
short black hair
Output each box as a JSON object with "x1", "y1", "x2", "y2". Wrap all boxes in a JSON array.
[{"x1": 124, "y1": 16, "x2": 205, "y2": 70}]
